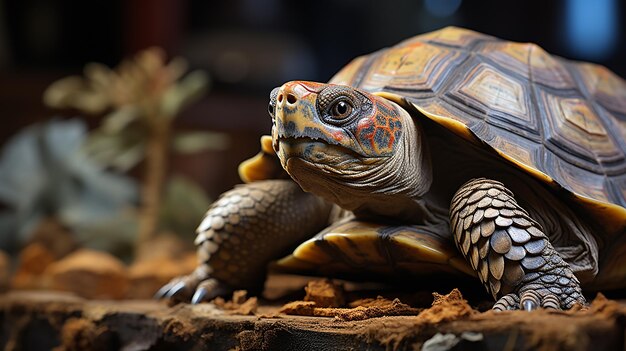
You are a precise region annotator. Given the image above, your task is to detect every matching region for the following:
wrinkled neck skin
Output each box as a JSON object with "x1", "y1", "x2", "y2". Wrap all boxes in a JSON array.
[{"x1": 285, "y1": 107, "x2": 448, "y2": 226}]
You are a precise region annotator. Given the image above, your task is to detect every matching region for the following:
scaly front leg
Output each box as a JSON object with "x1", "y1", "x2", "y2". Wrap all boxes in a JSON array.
[
  {"x1": 156, "y1": 179, "x2": 334, "y2": 303},
  {"x1": 449, "y1": 178, "x2": 586, "y2": 310}
]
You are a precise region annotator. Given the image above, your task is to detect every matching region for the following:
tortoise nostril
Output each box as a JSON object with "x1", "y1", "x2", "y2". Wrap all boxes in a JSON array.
[
  {"x1": 286, "y1": 94, "x2": 297, "y2": 104},
  {"x1": 277, "y1": 94, "x2": 283, "y2": 103}
]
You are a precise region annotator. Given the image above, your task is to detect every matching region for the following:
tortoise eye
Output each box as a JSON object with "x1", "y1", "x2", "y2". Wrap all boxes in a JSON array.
[
  {"x1": 268, "y1": 87, "x2": 279, "y2": 119},
  {"x1": 330, "y1": 100, "x2": 353, "y2": 119}
]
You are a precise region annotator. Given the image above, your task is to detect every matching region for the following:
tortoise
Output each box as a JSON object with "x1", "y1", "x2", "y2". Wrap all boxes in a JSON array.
[{"x1": 157, "y1": 27, "x2": 626, "y2": 310}]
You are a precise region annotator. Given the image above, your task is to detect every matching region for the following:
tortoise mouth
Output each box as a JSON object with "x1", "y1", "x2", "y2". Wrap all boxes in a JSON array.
[
  {"x1": 275, "y1": 136, "x2": 389, "y2": 195},
  {"x1": 275, "y1": 136, "x2": 363, "y2": 167}
]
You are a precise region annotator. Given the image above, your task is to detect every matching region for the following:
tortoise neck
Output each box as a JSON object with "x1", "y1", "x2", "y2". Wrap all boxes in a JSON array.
[
  {"x1": 352, "y1": 194, "x2": 448, "y2": 226},
  {"x1": 393, "y1": 109, "x2": 432, "y2": 198},
  {"x1": 350, "y1": 109, "x2": 446, "y2": 224}
]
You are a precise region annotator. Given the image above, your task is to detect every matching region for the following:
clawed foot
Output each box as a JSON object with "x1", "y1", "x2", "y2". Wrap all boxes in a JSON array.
[
  {"x1": 491, "y1": 257, "x2": 587, "y2": 311},
  {"x1": 154, "y1": 266, "x2": 233, "y2": 304},
  {"x1": 493, "y1": 291, "x2": 555, "y2": 311},
  {"x1": 493, "y1": 285, "x2": 585, "y2": 311}
]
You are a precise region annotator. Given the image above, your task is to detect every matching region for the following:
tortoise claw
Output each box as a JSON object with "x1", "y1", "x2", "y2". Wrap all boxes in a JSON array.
[
  {"x1": 154, "y1": 281, "x2": 176, "y2": 299},
  {"x1": 520, "y1": 290, "x2": 541, "y2": 311},
  {"x1": 191, "y1": 287, "x2": 209, "y2": 304},
  {"x1": 155, "y1": 265, "x2": 215, "y2": 303},
  {"x1": 191, "y1": 278, "x2": 233, "y2": 304},
  {"x1": 155, "y1": 268, "x2": 235, "y2": 304},
  {"x1": 165, "y1": 281, "x2": 189, "y2": 300},
  {"x1": 522, "y1": 299, "x2": 537, "y2": 311}
]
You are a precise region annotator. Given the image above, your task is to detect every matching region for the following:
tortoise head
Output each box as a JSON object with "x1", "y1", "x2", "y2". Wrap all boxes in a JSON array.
[{"x1": 269, "y1": 81, "x2": 433, "y2": 217}]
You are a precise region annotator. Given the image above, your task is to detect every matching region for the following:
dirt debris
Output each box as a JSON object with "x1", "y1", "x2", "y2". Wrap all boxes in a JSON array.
[
  {"x1": 416, "y1": 288, "x2": 476, "y2": 324},
  {"x1": 280, "y1": 281, "x2": 473, "y2": 323},
  {"x1": 281, "y1": 294, "x2": 422, "y2": 321},
  {"x1": 212, "y1": 290, "x2": 258, "y2": 315},
  {"x1": 280, "y1": 300, "x2": 317, "y2": 316},
  {"x1": 340, "y1": 297, "x2": 423, "y2": 321},
  {"x1": 304, "y1": 279, "x2": 346, "y2": 307},
  {"x1": 358, "y1": 289, "x2": 478, "y2": 350}
]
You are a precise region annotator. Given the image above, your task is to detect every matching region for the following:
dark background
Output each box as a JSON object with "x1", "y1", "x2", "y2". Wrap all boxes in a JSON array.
[{"x1": 1, "y1": 0, "x2": 624, "y2": 197}]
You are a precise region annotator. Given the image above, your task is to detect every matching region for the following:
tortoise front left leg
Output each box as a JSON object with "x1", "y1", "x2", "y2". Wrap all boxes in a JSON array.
[
  {"x1": 156, "y1": 179, "x2": 334, "y2": 303},
  {"x1": 449, "y1": 178, "x2": 586, "y2": 310}
]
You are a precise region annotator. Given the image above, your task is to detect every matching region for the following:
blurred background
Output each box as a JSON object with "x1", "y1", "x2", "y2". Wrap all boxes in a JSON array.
[
  {"x1": 0, "y1": 0, "x2": 623, "y2": 298},
  {"x1": 1, "y1": 0, "x2": 624, "y2": 197}
]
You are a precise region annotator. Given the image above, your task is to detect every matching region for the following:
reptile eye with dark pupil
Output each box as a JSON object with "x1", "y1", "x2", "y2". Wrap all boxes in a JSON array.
[{"x1": 331, "y1": 101, "x2": 352, "y2": 119}]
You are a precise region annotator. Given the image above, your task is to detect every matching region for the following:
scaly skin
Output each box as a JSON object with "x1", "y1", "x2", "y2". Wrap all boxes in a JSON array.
[
  {"x1": 156, "y1": 180, "x2": 333, "y2": 303},
  {"x1": 450, "y1": 178, "x2": 585, "y2": 310}
]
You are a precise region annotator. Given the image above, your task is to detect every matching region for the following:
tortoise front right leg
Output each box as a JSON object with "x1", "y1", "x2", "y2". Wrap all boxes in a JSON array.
[
  {"x1": 449, "y1": 178, "x2": 586, "y2": 310},
  {"x1": 156, "y1": 179, "x2": 334, "y2": 303}
]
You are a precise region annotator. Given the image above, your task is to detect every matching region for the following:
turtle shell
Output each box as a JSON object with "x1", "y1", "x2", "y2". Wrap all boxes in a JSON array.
[{"x1": 329, "y1": 27, "x2": 626, "y2": 238}]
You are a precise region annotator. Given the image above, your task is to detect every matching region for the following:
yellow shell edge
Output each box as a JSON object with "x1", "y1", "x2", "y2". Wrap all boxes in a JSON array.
[{"x1": 238, "y1": 135, "x2": 277, "y2": 183}]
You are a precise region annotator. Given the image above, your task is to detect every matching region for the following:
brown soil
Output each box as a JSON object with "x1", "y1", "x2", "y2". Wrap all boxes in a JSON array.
[
  {"x1": 212, "y1": 290, "x2": 258, "y2": 315},
  {"x1": 304, "y1": 278, "x2": 346, "y2": 307},
  {"x1": 281, "y1": 279, "x2": 423, "y2": 321},
  {"x1": 417, "y1": 288, "x2": 476, "y2": 324},
  {"x1": 1, "y1": 288, "x2": 625, "y2": 351}
]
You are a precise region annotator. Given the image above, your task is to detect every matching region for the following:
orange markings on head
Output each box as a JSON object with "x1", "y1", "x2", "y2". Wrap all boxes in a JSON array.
[
  {"x1": 354, "y1": 99, "x2": 403, "y2": 156},
  {"x1": 285, "y1": 81, "x2": 327, "y2": 94},
  {"x1": 331, "y1": 130, "x2": 344, "y2": 142},
  {"x1": 356, "y1": 118, "x2": 377, "y2": 150}
]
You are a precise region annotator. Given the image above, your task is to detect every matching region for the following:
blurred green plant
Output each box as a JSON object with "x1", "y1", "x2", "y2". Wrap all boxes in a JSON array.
[
  {"x1": 44, "y1": 48, "x2": 228, "y2": 250},
  {"x1": 159, "y1": 175, "x2": 211, "y2": 241},
  {"x1": 0, "y1": 119, "x2": 137, "y2": 252}
]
